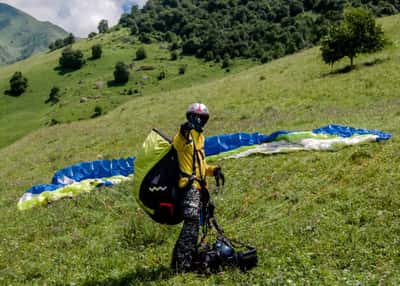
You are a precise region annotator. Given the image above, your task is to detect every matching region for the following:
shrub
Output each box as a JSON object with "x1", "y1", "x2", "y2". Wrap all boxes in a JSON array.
[
  {"x1": 169, "y1": 41, "x2": 179, "y2": 51},
  {"x1": 261, "y1": 53, "x2": 272, "y2": 64},
  {"x1": 136, "y1": 47, "x2": 147, "y2": 60},
  {"x1": 91, "y1": 44, "x2": 102, "y2": 59},
  {"x1": 130, "y1": 24, "x2": 139, "y2": 35},
  {"x1": 59, "y1": 48, "x2": 86, "y2": 69},
  {"x1": 165, "y1": 31, "x2": 177, "y2": 42},
  {"x1": 64, "y1": 33, "x2": 75, "y2": 45},
  {"x1": 139, "y1": 33, "x2": 152, "y2": 44},
  {"x1": 170, "y1": 51, "x2": 178, "y2": 61},
  {"x1": 45, "y1": 87, "x2": 60, "y2": 104},
  {"x1": 222, "y1": 56, "x2": 230, "y2": 68},
  {"x1": 88, "y1": 32, "x2": 97, "y2": 39},
  {"x1": 182, "y1": 38, "x2": 201, "y2": 55},
  {"x1": 92, "y1": 106, "x2": 103, "y2": 118},
  {"x1": 158, "y1": 71, "x2": 166, "y2": 80},
  {"x1": 113, "y1": 62, "x2": 130, "y2": 84},
  {"x1": 9, "y1": 71, "x2": 28, "y2": 96},
  {"x1": 178, "y1": 64, "x2": 187, "y2": 75},
  {"x1": 205, "y1": 51, "x2": 214, "y2": 61}
]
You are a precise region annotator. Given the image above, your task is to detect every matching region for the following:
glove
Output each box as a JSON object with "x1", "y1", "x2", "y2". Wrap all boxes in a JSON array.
[
  {"x1": 180, "y1": 121, "x2": 194, "y2": 141},
  {"x1": 213, "y1": 166, "x2": 225, "y2": 187}
]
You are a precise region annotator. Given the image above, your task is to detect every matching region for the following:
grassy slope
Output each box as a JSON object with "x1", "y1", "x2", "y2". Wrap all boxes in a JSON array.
[
  {"x1": 0, "y1": 15, "x2": 400, "y2": 285},
  {"x1": 0, "y1": 29, "x2": 253, "y2": 149}
]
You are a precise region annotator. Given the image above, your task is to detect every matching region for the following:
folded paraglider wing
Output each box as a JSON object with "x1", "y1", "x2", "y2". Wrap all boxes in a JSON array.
[{"x1": 133, "y1": 129, "x2": 183, "y2": 225}]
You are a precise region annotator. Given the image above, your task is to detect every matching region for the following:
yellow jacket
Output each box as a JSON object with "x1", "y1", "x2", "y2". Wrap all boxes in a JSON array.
[{"x1": 173, "y1": 128, "x2": 216, "y2": 189}]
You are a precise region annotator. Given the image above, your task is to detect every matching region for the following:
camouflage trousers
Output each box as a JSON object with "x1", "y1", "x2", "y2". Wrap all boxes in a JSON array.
[{"x1": 171, "y1": 186, "x2": 201, "y2": 272}]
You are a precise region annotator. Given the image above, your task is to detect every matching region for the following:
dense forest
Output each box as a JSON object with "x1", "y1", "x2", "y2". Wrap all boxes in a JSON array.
[{"x1": 119, "y1": 0, "x2": 399, "y2": 62}]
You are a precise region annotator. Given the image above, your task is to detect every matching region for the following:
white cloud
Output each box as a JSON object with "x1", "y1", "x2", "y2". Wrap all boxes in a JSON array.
[{"x1": 1, "y1": 0, "x2": 148, "y2": 37}]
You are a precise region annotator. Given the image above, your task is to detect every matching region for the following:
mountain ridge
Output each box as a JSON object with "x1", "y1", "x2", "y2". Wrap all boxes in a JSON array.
[{"x1": 0, "y1": 2, "x2": 68, "y2": 65}]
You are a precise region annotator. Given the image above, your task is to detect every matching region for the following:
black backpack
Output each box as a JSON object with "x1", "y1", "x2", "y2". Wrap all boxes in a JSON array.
[{"x1": 133, "y1": 129, "x2": 183, "y2": 225}]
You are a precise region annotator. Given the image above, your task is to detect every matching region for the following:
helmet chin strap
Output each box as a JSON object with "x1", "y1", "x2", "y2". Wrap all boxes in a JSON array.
[{"x1": 194, "y1": 126, "x2": 204, "y2": 133}]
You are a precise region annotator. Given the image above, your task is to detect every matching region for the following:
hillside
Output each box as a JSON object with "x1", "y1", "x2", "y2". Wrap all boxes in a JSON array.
[
  {"x1": 0, "y1": 13, "x2": 399, "y2": 285},
  {"x1": 0, "y1": 3, "x2": 68, "y2": 65},
  {"x1": 0, "y1": 28, "x2": 253, "y2": 149},
  {"x1": 120, "y1": 0, "x2": 400, "y2": 61}
]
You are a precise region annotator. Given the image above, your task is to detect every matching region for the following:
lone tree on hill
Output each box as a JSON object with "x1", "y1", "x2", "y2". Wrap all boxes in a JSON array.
[
  {"x1": 98, "y1": 19, "x2": 109, "y2": 34},
  {"x1": 9, "y1": 71, "x2": 28, "y2": 96},
  {"x1": 59, "y1": 48, "x2": 86, "y2": 70},
  {"x1": 321, "y1": 7, "x2": 385, "y2": 68},
  {"x1": 114, "y1": 62, "x2": 130, "y2": 84},
  {"x1": 91, "y1": 44, "x2": 102, "y2": 59}
]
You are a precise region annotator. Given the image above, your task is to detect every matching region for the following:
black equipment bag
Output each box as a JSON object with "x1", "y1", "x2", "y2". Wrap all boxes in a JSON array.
[{"x1": 133, "y1": 129, "x2": 183, "y2": 225}]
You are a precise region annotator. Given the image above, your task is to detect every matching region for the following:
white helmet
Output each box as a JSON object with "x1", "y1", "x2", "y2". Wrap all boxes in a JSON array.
[{"x1": 186, "y1": 103, "x2": 210, "y2": 130}]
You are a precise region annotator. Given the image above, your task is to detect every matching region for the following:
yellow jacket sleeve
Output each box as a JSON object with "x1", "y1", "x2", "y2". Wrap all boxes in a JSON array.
[{"x1": 173, "y1": 128, "x2": 216, "y2": 189}]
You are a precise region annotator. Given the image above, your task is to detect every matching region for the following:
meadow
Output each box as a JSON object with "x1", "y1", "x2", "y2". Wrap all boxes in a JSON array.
[
  {"x1": 0, "y1": 15, "x2": 399, "y2": 285},
  {"x1": 0, "y1": 28, "x2": 253, "y2": 148}
]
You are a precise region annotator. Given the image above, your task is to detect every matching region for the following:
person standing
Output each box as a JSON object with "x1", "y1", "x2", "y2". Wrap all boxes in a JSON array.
[{"x1": 171, "y1": 103, "x2": 224, "y2": 272}]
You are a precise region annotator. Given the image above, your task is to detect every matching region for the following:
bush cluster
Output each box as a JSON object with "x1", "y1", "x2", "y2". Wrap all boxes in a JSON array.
[
  {"x1": 49, "y1": 33, "x2": 75, "y2": 51},
  {"x1": 118, "y1": 1, "x2": 399, "y2": 61}
]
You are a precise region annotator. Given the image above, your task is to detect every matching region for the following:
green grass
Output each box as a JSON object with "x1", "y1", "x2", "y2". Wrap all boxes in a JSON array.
[
  {"x1": 1, "y1": 15, "x2": 400, "y2": 285},
  {"x1": 0, "y1": 28, "x2": 253, "y2": 149}
]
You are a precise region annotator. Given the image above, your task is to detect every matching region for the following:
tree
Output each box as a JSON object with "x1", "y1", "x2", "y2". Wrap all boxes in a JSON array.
[
  {"x1": 113, "y1": 62, "x2": 130, "y2": 84},
  {"x1": 136, "y1": 47, "x2": 147, "y2": 60},
  {"x1": 91, "y1": 44, "x2": 102, "y2": 59},
  {"x1": 98, "y1": 19, "x2": 109, "y2": 34},
  {"x1": 321, "y1": 8, "x2": 385, "y2": 68},
  {"x1": 59, "y1": 48, "x2": 86, "y2": 69},
  {"x1": 178, "y1": 64, "x2": 187, "y2": 75},
  {"x1": 170, "y1": 50, "x2": 178, "y2": 60},
  {"x1": 64, "y1": 33, "x2": 75, "y2": 45},
  {"x1": 9, "y1": 72, "x2": 28, "y2": 96},
  {"x1": 49, "y1": 34, "x2": 75, "y2": 51},
  {"x1": 88, "y1": 32, "x2": 97, "y2": 39},
  {"x1": 158, "y1": 71, "x2": 166, "y2": 80},
  {"x1": 222, "y1": 54, "x2": 231, "y2": 68},
  {"x1": 45, "y1": 87, "x2": 60, "y2": 105}
]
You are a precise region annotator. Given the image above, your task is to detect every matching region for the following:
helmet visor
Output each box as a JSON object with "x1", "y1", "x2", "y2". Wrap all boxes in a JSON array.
[{"x1": 189, "y1": 113, "x2": 209, "y2": 129}]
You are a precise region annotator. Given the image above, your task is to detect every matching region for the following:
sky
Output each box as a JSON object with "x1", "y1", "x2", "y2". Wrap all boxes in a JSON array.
[{"x1": 1, "y1": 0, "x2": 147, "y2": 37}]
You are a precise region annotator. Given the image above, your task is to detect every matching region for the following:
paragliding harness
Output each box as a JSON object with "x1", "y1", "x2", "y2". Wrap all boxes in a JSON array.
[
  {"x1": 134, "y1": 129, "x2": 257, "y2": 272},
  {"x1": 189, "y1": 140, "x2": 257, "y2": 273}
]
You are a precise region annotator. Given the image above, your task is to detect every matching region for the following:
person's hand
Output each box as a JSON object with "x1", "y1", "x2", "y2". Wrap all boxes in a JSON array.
[
  {"x1": 180, "y1": 121, "x2": 194, "y2": 141},
  {"x1": 213, "y1": 166, "x2": 225, "y2": 187}
]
